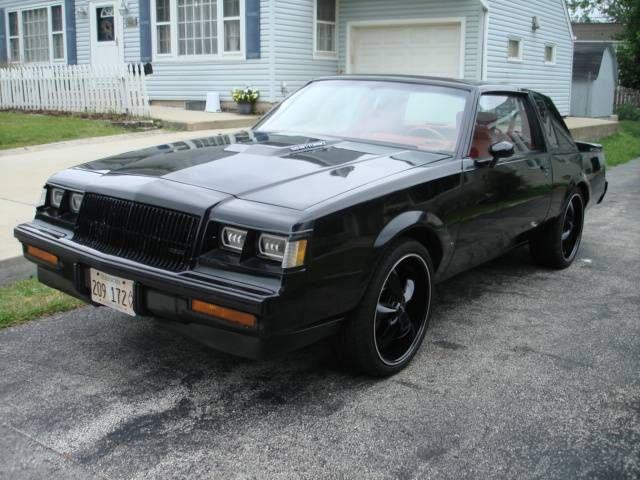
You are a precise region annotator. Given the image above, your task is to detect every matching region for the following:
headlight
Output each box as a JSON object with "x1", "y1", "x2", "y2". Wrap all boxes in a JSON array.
[
  {"x1": 258, "y1": 234, "x2": 307, "y2": 269},
  {"x1": 70, "y1": 193, "x2": 84, "y2": 213},
  {"x1": 36, "y1": 188, "x2": 47, "y2": 208},
  {"x1": 221, "y1": 226, "x2": 247, "y2": 252},
  {"x1": 50, "y1": 188, "x2": 65, "y2": 208}
]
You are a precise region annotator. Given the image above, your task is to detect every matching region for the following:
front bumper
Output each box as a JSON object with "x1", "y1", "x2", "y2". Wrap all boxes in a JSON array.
[{"x1": 14, "y1": 222, "x2": 342, "y2": 358}]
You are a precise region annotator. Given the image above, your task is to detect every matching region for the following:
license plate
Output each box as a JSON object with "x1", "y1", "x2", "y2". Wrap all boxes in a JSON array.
[{"x1": 89, "y1": 268, "x2": 136, "y2": 316}]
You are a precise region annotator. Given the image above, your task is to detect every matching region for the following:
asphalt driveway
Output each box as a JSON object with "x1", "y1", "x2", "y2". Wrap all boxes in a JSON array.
[{"x1": 1, "y1": 161, "x2": 639, "y2": 480}]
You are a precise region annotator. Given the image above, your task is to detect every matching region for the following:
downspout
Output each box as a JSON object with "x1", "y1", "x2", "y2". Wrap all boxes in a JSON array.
[{"x1": 478, "y1": 0, "x2": 489, "y2": 81}]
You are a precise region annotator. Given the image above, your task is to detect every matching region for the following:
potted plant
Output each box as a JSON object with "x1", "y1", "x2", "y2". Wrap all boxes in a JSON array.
[{"x1": 232, "y1": 87, "x2": 260, "y2": 115}]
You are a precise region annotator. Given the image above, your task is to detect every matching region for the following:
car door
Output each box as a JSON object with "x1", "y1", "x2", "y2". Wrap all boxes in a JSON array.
[{"x1": 447, "y1": 92, "x2": 553, "y2": 274}]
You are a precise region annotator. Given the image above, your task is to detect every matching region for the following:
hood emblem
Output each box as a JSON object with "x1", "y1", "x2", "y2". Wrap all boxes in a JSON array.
[{"x1": 289, "y1": 140, "x2": 327, "y2": 153}]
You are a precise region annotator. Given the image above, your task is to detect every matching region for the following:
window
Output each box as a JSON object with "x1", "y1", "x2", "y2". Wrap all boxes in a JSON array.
[
  {"x1": 155, "y1": 0, "x2": 172, "y2": 54},
  {"x1": 258, "y1": 80, "x2": 469, "y2": 153},
  {"x1": 152, "y1": 0, "x2": 243, "y2": 58},
  {"x1": 6, "y1": 4, "x2": 66, "y2": 63},
  {"x1": 315, "y1": 0, "x2": 336, "y2": 55},
  {"x1": 96, "y1": 6, "x2": 115, "y2": 42},
  {"x1": 544, "y1": 44, "x2": 556, "y2": 64},
  {"x1": 532, "y1": 93, "x2": 575, "y2": 152},
  {"x1": 51, "y1": 6, "x2": 65, "y2": 60},
  {"x1": 8, "y1": 11, "x2": 20, "y2": 62},
  {"x1": 507, "y1": 37, "x2": 522, "y2": 62},
  {"x1": 223, "y1": 0, "x2": 241, "y2": 52},
  {"x1": 469, "y1": 94, "x2": 536, "y2": 159}
]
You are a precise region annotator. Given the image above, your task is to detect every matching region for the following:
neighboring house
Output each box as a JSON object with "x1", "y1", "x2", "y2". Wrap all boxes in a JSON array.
[
  {"x1": 0, "y1": 0, "x2": 574, "y2": 114},
  {"x1": 571, "y1": 43, "x2": 618, "y2": 117}
]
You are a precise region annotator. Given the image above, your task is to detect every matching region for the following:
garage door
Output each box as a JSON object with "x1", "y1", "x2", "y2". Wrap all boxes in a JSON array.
[{"x1": 349, "y1": 22, "x2": 463, "y2": 78}]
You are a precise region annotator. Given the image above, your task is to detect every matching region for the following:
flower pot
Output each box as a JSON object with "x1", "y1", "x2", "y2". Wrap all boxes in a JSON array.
[{"x1": 237, "y1": 102, "x2": 253, "y2": 115}]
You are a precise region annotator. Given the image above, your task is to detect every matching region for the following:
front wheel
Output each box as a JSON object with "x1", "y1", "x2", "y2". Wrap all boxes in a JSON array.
[
  {"x1": 339, "y1": 240, "x2": 434, "y2": 377},
  {"x1": 530, "y1": 189, "x2": 585, "y2": 269}
]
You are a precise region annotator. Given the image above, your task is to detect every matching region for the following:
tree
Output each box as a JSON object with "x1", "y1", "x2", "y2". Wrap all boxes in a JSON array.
[
  {"x1": 566, "y1": 0, "x2": 629, "y2": 22},
  {"x1": 567, "y1": 0, "x2": 640, "y2": 90}
]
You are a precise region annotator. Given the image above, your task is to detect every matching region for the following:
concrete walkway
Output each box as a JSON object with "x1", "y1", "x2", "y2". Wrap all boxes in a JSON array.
[
  {"x1": 0, "y1": 129, "x2": 237, "y2": 262},
  {"x1": 150, "y1": 106, "x2": 260, "y2": 131}
]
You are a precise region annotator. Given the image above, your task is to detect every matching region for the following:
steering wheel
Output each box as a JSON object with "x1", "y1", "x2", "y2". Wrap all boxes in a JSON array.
[{"x1": 407, "y1": 126, "x2": 447, "y2": 140}]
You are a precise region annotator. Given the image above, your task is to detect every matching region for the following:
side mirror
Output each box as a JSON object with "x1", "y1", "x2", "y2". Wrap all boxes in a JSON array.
[{"x1": 489, "y1": 141, "x2": 515, "y2": 160}]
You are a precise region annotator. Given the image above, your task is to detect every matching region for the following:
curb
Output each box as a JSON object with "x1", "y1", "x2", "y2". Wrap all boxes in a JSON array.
[{"x1": 0, "y1": 256, "x2": 35, "y2": 287}]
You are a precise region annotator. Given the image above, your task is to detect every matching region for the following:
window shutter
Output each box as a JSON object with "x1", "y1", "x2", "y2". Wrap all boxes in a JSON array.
[
  {"x1": 140, "y1": 0, "x2": 152, "y2": 63},
  {"x1": 245, "y1": 0, "x2": 260, "y2": 59},
  {"x1": 65, "y1": 0, "x2": 77, "y2": 64},
  {"x1": 0, "y1": 8, "x2": 7, "y2": 64}
]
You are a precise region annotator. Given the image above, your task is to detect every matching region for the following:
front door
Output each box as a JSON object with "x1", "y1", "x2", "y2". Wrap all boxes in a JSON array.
[
  {"x1": 447, "y1": 92, "x2": 552, "y2": 274},
  {"x1": 90, "y1": 2, "x2": 122, "y2": 64}
]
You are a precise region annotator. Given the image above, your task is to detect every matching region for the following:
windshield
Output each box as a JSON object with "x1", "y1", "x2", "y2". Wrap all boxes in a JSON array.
[{"x1": 256, "y1": 80, "x2": 470, "y2": 153}]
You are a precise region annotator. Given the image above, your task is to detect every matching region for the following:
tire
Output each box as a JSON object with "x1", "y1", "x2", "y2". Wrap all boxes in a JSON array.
[
  {"x1": 530, "y1": 188, "x2": 585, "y2": 269},
  {"x1": 339, "y1": 239, "x2": 434, "y2": 377}
]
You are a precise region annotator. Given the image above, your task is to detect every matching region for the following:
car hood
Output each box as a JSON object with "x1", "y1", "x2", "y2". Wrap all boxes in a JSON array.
[{"x1": 77, "y1": 132, "x2": 449, "y2": 210}]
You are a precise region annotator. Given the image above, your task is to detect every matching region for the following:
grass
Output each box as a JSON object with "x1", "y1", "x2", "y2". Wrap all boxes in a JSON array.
[
  {"x1": 600, "y1": 121, "x2": 640, "y2": 167},
  {"x1": 0, "y1": 277, "x2": 84, "y2": 329},
  {"x1": 0, "y1": 111, "x2": 129, "y2": 150}
]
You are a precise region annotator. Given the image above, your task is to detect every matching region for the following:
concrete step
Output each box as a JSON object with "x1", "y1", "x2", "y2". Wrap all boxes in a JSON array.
[
  {"x1": 566, "y1": 117, "x2": 619, "y2": 142},
  {"x1": 150, "y1": 106, "x2": 260, "y2": 131}
]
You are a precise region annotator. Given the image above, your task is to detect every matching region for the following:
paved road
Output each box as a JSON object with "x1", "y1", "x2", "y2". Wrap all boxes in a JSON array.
[{"x1": 1, "y1": 161, "x2": 639, "y2": 480}]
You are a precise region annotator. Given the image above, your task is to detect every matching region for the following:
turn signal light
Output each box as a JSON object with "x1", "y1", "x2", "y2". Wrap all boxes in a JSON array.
[
  {"x1": 26, "y1": 245, "x2": 58, "y2": 266},
  {"x1": 191, "y1": 299, "x2": 257, "y2": 328}
]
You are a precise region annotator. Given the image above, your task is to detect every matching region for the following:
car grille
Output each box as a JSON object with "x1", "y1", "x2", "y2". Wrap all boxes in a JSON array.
[{"x1": 74, "y1": 193, "x2": 200, "y2": 272}]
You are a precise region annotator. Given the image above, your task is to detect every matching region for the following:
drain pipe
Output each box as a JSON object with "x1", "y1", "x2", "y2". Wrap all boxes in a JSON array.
[{"x1": 479, "y1": 0, "x2": 490, "y2": 81}]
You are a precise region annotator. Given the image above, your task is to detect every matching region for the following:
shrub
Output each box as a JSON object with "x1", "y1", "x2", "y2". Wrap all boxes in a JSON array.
[
  {"x1": 232, "y1": 87, "x2": 260, "y2": 104},
  {"x1": 615, "y1": 103, "x2": 640, "y2": 121}
]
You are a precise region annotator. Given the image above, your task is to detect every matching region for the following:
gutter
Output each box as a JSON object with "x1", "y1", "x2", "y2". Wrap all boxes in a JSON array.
[{"x1": 478, "y1": 0, "x2": 490, "y2": 81}]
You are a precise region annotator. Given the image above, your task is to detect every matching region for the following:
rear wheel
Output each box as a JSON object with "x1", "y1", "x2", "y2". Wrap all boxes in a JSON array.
[
  {"x1": 530, "y1": 189, "x2": 584, "y2": 269},
  {"x1": 339, "y1": 240, "x2": 433, "y2": 377}
]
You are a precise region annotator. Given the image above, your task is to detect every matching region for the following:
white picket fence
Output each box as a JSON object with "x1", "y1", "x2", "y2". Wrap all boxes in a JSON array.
[{"x1": 0, "y1": 63, "x2": 150, "y2": 117}]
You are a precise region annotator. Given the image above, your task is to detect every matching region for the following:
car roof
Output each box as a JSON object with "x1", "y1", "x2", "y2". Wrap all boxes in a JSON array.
[{"x1": 312, "y1": 75, "x2": 529, "y2": 94}]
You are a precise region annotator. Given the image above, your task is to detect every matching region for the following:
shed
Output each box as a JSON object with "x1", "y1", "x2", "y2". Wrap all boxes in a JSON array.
[{"x1": 571, "y1": 43, "x2": 618, "y2": 118}]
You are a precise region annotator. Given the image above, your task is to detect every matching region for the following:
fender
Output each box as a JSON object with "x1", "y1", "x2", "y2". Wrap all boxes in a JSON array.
[{"x1": 372, "y1": 210, "x2": 455, "y2": 281}]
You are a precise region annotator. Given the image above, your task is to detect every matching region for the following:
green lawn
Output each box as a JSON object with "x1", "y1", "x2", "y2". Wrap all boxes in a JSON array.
[
  {"x1": 0, "y1": 277, "x2": 84, "y2": 329},
  {"x1": 600, "y1": 121, "x2": 640, "y2": 167},
  {"x1": 0, "y1": 112, "x2": 129, "y2": 150}
]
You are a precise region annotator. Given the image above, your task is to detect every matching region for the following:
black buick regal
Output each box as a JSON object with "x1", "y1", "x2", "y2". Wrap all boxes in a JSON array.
[{"x1": 15, "y1": 76, "x2": 607, "y2": 376}]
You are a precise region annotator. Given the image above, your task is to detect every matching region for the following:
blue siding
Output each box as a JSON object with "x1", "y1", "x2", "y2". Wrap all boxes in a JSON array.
[{"x1": 485, "y1": 0, "x2": 573, "y2": 115}]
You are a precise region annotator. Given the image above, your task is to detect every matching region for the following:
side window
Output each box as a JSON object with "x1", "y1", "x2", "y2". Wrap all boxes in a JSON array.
[
  {"x1": 532, "y1": 93, "x2": 576, "y2": 152},
  {"x1": 532, "y1": 93, "x2": 559, "y2": 150},
  {"x1": 469, "y1": 94, "x2": 536, "y2": 159},
  {"x1": 545, "y1": 98, "x2": 577, "y2": 152}
]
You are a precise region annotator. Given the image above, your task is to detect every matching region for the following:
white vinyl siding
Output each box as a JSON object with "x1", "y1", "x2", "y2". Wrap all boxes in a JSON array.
[
  {"x1": 485, "y1": 0, "x2": 573, "y2": 115},
  {"x1": 274, "y1": 0, "x2": 338, "y2": 100}
]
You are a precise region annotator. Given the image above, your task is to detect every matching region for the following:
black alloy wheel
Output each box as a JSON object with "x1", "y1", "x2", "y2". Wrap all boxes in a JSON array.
[
  {"x1": 339, "y1": 240, "x2": 433, "y2": 376},
  {"x1": 530, "y1": 188, "x2": 585, "y2": 269},
  {"x1": 374, "y1": 254, "x2": 431, "y2": 366},
  {"x1": 560, "y1": 193, "x2": 584, "y2": 262}
]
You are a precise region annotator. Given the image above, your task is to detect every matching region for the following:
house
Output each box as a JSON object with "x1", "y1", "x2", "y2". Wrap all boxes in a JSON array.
[
  {"x1": 0, "y1": 0, "x2": 574, "y2": 114},
  {"x1": 571, "y1": 43, "x2": 618, "y2": 118}
]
